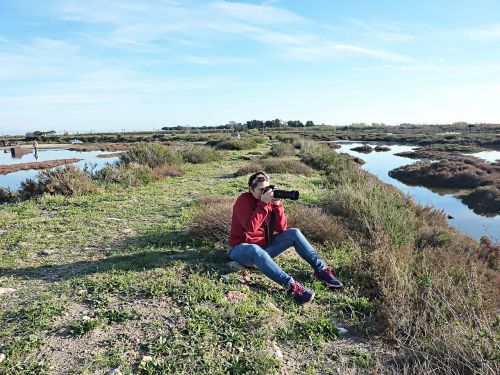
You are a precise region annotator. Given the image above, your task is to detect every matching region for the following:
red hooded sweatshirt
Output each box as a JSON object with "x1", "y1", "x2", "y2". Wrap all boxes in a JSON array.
[{"x1": 229, "y1": 192, "x2": 287, "y2": 248}]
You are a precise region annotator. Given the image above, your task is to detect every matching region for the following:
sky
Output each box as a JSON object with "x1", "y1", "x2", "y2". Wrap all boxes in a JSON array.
[{"x1": 1, "y1": 0, "x2": 500, "y2": 135}]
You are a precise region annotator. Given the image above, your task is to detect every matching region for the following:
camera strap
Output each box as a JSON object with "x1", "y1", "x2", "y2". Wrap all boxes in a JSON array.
[{"x1": 264, "y1": 211, "x2": 275, "y2": 245}]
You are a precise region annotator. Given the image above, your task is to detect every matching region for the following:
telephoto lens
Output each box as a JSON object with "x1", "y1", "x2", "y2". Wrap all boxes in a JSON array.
[{"x1": 273, "y1": 189, "x2": 299, "y2": 200}]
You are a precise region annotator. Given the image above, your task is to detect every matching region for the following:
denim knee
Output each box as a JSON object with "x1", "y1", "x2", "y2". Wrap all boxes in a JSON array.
[
  {"x1": 249, "y1": 246, "x2": 272, "y2": 263},
  {"x1": 287, "y1": 227, "x2": 302, "y2": 239}
]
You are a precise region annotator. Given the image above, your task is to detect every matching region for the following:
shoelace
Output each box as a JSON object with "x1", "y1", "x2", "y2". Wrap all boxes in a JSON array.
[
  {"x1": 325, "y1": 267, "x2": 336, "y2": 278},
  {"x1": 291, "y1": 283, "x2": 305, "y2": 296}
]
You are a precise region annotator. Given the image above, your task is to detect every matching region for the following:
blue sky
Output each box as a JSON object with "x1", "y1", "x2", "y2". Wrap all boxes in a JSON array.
[{"x1": 1, "y1": 0, "x2": 500, "y2": 135}]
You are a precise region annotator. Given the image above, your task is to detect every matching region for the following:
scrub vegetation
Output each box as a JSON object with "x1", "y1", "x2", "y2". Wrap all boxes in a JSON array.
[{"x1": 0, "y1": 136, "x2": 498, "y2": 375}]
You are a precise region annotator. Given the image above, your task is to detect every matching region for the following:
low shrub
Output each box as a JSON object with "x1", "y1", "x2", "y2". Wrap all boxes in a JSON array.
[
  {"x1": 150, "y1": 164, "x2": 184, "y2": 179},
  {"x1": 355, "y1": 240, "x2": 498, "y2": 374},
  {"x1": 180, "y1": 144, "x2": 222, "y2": 164},
  {"x1": 17, "y1": 165, "x2": 100, "y2": 200},
  {"x1": 415, "y1": 225, "x2": 453, "y2": 249},
  {"x1": 119, "y1": 142, "x2": 182, "y2": 168},
  {"x1": 322, "y1": 176, "x2": 420, "y2": 246},
  {"x1": 94, "y1": 162, "x2": 183, "y2": 187},
  {"x1": 286, "y1": 204, "x2": 349, "y2": 245},
  {"x1": 0, "y1": 187, "x2": 16, "y2": 204},
  {"x1": 187, "y1": 196, "x2": 233, "y2": 246},
  {"x1": 235, "y1": 158, "x2": 314, "y2": 177},
  {"x1": 268, "y1": 143, "x2": 296, "y2": 157},
  {"x1": 207, "y1": 136, "x2": 264, "y2": 150}
]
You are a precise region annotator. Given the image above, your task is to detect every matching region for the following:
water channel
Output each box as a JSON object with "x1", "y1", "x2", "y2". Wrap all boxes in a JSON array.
[
  {"x1": 333, "y1": 142, "x2": 499, "y2": 241},
  {"x1": 0, "y1": 147, "x2": 120, "y2": 191}
]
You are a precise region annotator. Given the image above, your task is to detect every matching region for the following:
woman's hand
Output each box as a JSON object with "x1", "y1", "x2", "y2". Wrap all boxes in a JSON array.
[{"x1": 260, "y1": 188, "x2": 274, "y2": 204}]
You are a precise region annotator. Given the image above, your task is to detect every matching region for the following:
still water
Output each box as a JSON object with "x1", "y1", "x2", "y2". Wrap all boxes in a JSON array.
[
  {"x1": 0, "y1": 148, "x2": 120, "y2": 190},
  {"x1": 334, "y1": 142, "x2": 500, "y2": 241}
]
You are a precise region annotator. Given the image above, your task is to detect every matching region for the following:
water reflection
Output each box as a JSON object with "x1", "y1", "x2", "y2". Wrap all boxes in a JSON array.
[{"x1": 333, "y1": 142, "x2": 500, "y2": 241}]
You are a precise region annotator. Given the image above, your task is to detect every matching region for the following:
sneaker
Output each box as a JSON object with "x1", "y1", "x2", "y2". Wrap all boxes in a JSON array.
[
  {"x1": 289, "y1": 282, "x2": 315, "y2": 304},
  {"x1": 314, "y1": 267, "x2": 343, "y2": 288}
]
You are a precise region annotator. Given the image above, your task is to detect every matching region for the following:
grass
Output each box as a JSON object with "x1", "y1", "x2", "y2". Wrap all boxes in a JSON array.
[{"x1": 0, "y1": 139, "x2": 498, "y2": 374}]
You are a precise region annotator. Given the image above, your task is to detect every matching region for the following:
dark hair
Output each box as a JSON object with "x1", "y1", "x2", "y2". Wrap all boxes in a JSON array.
[{"x1": 248, "y1": 171, "x2": 270, "y2": 188}]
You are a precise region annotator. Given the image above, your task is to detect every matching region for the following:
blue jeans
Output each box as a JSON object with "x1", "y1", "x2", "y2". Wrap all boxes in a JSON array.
[{"x1": 227, "y1": 228, "x2": 326, "y2": 288}]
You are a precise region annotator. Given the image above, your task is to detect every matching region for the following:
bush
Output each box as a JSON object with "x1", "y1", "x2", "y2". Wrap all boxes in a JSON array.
[
  {"x1": 355, "y1": 240, "x2": 498, "y2": 374},
  {"x1": 235, "y1": 158, "x2": 314, "y2": 177},
  {"x1": 93, "y1": 162, "x2": 183, "y2": 187},
  {"x1": 187, "y1": 196, "x2": 233, "y2": 246},
  {"x1": 206, "y1": 136, "x2": 264, "y2": 150},
  {"x1": 322, "y1": 176, "x2": 420, "y2": 246},
  {"x1": 18, "y1": 165, "x2": 100, "y2": 199},
  {"x1": 120, "y1": 142, "x2": 182, "y2": 168},
  {"x1": 268, "y1": 143, "x2": 296, "y2": 157},
  {"x1": 286, "y1": 204, "x2": 349, "y2": 245},
  {"x1": 180, "y1": 144, "x2": 222, "y2": 164},
  {"x1": 0, "y1": 187, "x2": 16, "y2": 204}
]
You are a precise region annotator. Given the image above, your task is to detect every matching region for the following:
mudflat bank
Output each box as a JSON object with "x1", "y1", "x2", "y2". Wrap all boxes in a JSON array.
[
  {"x1": 0, "y1": 159, "x2": 82, "y2": 175},
  {"x1": 394, "y1": 144, "x2": 487, "y2": 160},
  {"x1": 389, "y1": 156, "x2": 500, "y2": 215}
]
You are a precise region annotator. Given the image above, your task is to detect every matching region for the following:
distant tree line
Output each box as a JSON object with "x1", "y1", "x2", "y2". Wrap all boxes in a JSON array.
[{"x1": 162, "y1": 119, "x2": 315, "y2": 132}]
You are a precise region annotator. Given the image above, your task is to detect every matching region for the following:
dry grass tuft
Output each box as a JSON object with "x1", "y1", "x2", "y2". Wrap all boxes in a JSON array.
[
  {"x1": 287, "y1": 204, "x2": 349, "y2": 245},
  {"x1": 187, "y1": 196, "x2": 234, "y2": 246}
]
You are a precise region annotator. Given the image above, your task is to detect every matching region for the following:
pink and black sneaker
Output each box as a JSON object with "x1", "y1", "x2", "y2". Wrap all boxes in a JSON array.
[
  {"x1": 314, "y1": 267, "x2": 343, "y2": 288},
  {"x1": 289, "y1": 282, "x2": 315, "y2": 304}
]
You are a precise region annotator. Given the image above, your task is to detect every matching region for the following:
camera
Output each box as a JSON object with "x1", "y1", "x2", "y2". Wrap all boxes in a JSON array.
[{"x1": 263, "y1": 185, "x2": 300, "y2": 200}]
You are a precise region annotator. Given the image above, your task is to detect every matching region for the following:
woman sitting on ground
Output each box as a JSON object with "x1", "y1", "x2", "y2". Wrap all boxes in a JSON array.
[{"x1": 227, "y1": 171, "x2": 343, "y2": 303}]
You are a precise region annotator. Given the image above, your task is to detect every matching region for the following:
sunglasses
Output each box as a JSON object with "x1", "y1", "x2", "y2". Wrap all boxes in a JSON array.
[{"x1": 252, "y1": 175, "x2": 270, "y2": 184}]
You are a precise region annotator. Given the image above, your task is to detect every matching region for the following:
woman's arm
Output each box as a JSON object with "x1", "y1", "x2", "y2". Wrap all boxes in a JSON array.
[
  {"x1": 233, "y1": 194, "x2": 271, "y2": 233},
  {"x1": 272, "y1": 201, "x2": 287, "y2": 232}
]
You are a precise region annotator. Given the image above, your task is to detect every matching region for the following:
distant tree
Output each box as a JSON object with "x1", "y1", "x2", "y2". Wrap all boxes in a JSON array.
[
  {"x1": 287, "y1": 120, "x2": 304, "y2": 127},
  {"x1": 246, "y1": 120, "x2": 264, "y2": 130},
  {"x1": 305, "y1": 120, "x2": 314, "y2": 127}
]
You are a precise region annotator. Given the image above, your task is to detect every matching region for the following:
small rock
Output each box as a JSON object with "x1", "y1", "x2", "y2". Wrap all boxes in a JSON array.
[
  {"x1": 228, "y1": 261, "x2": 242, "y2": 271},
  {"x1": 264, "y1": 302, "x2": 280, "y2": 312},
  {"x1": 39, "y1": 249, "x2": 52, "y2": 256},
  {"x1": 141, "y1": 355, "x2": 153, "y2": 363},
  {"x1": 221, "y1": 275, "x2": 231, "y2": 283},
  {"x1": 0, "y1": 353, "x2": 6, "y2": 363},
  {"x1": 107, "y1": 369, "x2": 122, "y2": 375},
  {"x1": 272, "y1": 341, "x2": 283, "y2": 360},
  {"x1": 76, "y1": 289, "x2": 86, "y2": 296},
  {"x1": 82, "y1": 315, "x2": 91, "y2": 321},
  {"x1": 0, "y1": 288, "x2": 16, "y2": 295},
  {"x1": 122, "y1": 228, "x2": 133, "y2": 234},
  {"x1": 336, "y1": 326, "x2": 348, "y2": 334}
]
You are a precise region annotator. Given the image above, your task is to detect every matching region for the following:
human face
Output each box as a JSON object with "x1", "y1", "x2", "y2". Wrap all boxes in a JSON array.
[{"x1": 250, "y1": 180, "x2": 270, "y2": 200}]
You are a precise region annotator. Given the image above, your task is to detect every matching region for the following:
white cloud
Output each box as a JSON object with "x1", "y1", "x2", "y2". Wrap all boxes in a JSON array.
[
  {"x1": 460, "y1": 24, "x2": 500, "y2": 41},
  {"x1": 46, "y1": 0, "x2": 415, "y2": 64},
  {"x1": 347, "y1": 19, "x2": 416, "y2": 42}
]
